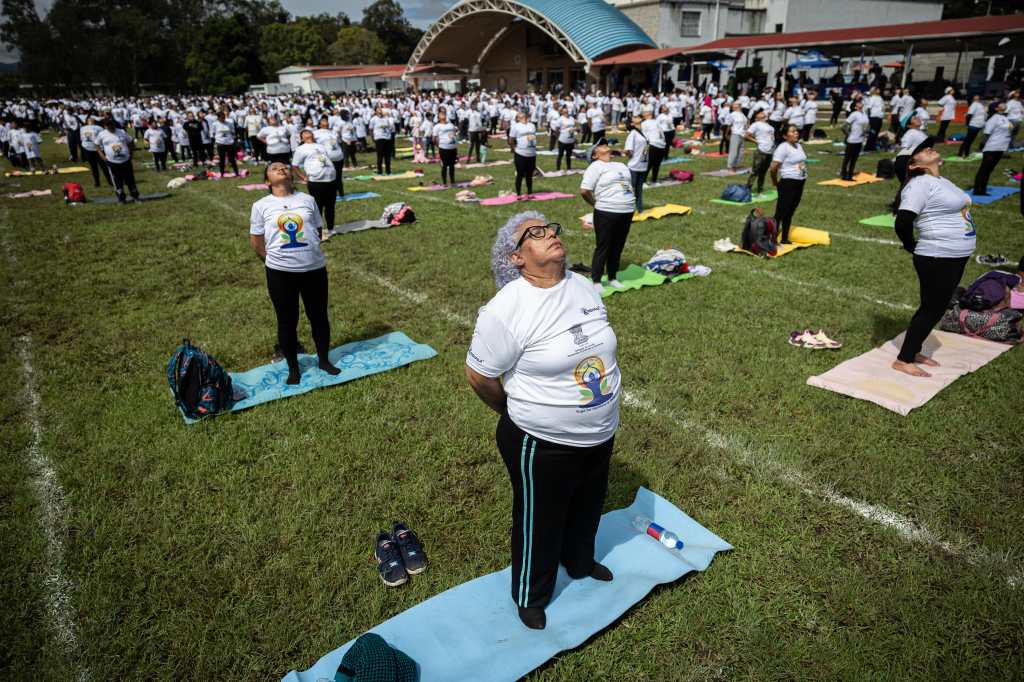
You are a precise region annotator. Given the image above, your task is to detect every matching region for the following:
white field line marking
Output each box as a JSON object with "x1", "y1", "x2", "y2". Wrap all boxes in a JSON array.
[
  {"x1": 623, "y1": 390, "x2": 1021, "y2": 589},
  {"x1": 343, "y1": 262, "x2": 1019, "y2": 587},
  {"x1": 340, "y1": 263, "x2": 474, "y2": 328},
  {"x1": 756, "y1": 269, "x2": 915, "y2": 311},
  {"x1": 830, "y1": 231, "x2": 902, "y2": 246}
]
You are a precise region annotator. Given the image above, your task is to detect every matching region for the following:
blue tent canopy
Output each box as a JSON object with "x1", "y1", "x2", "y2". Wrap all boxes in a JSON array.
[{"x1": 787, "y1": 51, "x2": 839, "y2": 70}]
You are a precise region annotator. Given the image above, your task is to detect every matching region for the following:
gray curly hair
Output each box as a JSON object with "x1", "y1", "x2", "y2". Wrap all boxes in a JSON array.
[{"x1": 491, "y1": 210, "x2": 548, "y2": 290}]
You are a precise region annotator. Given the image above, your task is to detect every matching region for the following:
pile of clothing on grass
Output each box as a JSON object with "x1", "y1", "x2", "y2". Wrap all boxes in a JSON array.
[{"x1": 940, "y1": 261, "x2": 1024, "y2": 343}]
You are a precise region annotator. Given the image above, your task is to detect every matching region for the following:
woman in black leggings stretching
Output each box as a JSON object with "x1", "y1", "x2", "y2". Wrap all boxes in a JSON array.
[
  {"x1": 891, "y1": 145, "x2": 975, "y2": 378},
  {"x1": 249, "y1": 161, "x2": 339, "y2": 386},
  {"x1": 508, "y1": 111, "x2": 537, "y2": 196},
  {"x1": 769, "y1": 125, "x2": 808, "y2": 244},
  {"x1": 433, "y1": 109, "x2": 459, "y2": 186}
]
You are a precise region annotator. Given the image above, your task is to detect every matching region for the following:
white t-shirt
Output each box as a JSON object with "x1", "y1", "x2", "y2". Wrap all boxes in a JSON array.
[
  {"x1": 144, "y1": 128, "x2": 166, "y2": 153},
  {"x1": 96, "y1": 129, "x2": 132, "y2": 164},
  {"x1": 846, "y1": 110, "x2": 869, "y2": 145},
  {"x1": 748, "y1": 121, "x2": 774, "y2": 153},
  {"x1": 899, "y1": 175, "x2": 976, "y2": 258},
  {"x1": 369, "y1": 115, "x2": 392, "y2": 141},
  {"x1": 509, "y1": 121, "x2": 537, "y2": 157},
  {"x1": 938, "y1": 94, "x2": 956, "y2": 121},
  {"x1": 580, "y1": 160, "x2": 635, "y2": 213},
  {"x1": 728, "y1": 110, "x2": 747, "y2": 136},
  {"x1": 588, "y1": 107, "x2": 605, "y2": 132},
  {"x1": 967, "y1": 102, "x2": 986, "y2": 128},
  {"x1": 212, "y1": 121, "x2": 234, "y2": 145},
  {"x1": 867, "y1": 95, "x2": 884, "y2": 119},
  {"x1": 259, "y1": 125, "x2": 290, "y2": 154},
  {"x1": 249, "y1": 192, "x2": 326, "y2": 273},
  {"x1": 772, "y1": 142, "x2": 807, "y2": 181},
  {"x1": 313, "y1": 128, "x2": 344, "y2": 161},
  {"x1": 640, "y1": 118, "x2": 663, "y2": 149},
  {"x1": 802, "y1": 99, "x2": 818, "y2": 124},
  {"x1": 982, "y1": 114, "x2": 1012, "y2": 152},
  {"x1": 466, "y1": 272, "x2": 621, "y2": 447},
  {"x1": 557, "y1": 115, "x2": 576, "y2": 144},
  {"x1": 434, "y1": 122, "x2": 458, "y2": 150},
  {"x1": 784, "y1": 105, "x2": 804, "y2": 128},
  {"x1": 898, "y1": 128, "x2": 927, "y2": 156},
  {"x1": 291, "y1": 143, "x2": 337, "y2": 183},
  {"x1": 80, "y1": 124, "x2": 102, "y2": 151},
  {"x1": 1006, "y1": 99, "x2": 1024, "y2": 123},
  {"x1": 24, "y1": 132, "x2": 41, "y2": 159},
  {"x1": 624, "y1": 129, "x2": 648, "y2": 171}
]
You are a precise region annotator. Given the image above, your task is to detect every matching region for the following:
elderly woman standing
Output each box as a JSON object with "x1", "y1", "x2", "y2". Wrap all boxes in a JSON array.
[
  {"x1": 581, "y1": 143, "x2": 636, "y2": 291},
  {"x1": 466, "y1": 211, "x2": 620, "y2": 631}
]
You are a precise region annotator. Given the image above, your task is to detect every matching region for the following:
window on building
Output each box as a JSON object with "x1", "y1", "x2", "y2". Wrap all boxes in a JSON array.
[
  {"x1": 570, "y1": 67, "x2": 586, "y2": 91},
  {"x1": 547, "y1": 69, "x2": 563, "y2": 89},
  {"x1": 679, "y1": 11, "x2": 701, "y2": 37},
  {"x1": 775, "y1": 23, "x2": 783, "y2": 33}
]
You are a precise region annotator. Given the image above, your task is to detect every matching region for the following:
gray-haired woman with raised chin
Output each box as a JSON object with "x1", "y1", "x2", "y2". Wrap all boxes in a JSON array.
[{"x1": 465, "y1": 211, "x2": 621, "y2": 632}]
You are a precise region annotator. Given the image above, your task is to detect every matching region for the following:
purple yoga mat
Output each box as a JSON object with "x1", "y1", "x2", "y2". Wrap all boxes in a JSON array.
[{"x1": 479, "y1": 191, "x2": 575, "y2": 206}]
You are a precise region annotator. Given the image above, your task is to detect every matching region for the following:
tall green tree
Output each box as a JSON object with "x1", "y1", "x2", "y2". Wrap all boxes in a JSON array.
[
  {"x1": 259, "y1": 19, "x2": 328, "y2": 75},
  {"x1": 328, "y1": 26, "x2": 387, "y2": 65},
  {"x1": 360, "y1": 0, "x2": 423, "y2": 64}
]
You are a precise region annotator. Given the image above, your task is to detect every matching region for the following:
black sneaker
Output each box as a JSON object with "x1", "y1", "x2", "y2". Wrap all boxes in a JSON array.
[
  {"x1": 374, "y1": 531, "x2": 408, "y2": 587},
  {"x1": 392, "y1": 522, "x2": 428, "y2": 575}
]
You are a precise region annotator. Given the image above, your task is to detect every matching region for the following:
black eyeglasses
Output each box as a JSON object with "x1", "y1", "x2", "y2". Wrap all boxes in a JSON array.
[{"x1": 515, "y1": 223, "x2": 562, "y2": 250}]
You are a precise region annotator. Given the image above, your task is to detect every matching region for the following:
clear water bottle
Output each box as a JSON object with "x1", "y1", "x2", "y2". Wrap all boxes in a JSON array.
[{"x1": 633, "y1": 515, "x2": 684, "y2": 556}]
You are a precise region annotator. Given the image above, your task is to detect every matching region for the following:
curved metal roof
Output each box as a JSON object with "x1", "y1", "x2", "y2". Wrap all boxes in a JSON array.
[{"x1": 515, "y1": 0, "x2": 655, "y2": 61}]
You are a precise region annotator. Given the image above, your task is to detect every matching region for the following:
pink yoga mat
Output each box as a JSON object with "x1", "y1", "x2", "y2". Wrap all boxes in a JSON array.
[{"x1": 479, "y1": 192, "x2": 575, "y2": 206}]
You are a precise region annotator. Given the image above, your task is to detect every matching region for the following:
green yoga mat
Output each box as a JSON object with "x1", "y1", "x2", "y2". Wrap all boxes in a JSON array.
[
  {"x1": 943, "y1": 153, "x2": 981, "y2": 163},
  {"x1": 600, "y1": 264, "x2": 694, "y2": 297},
  {"x1": 859, "y1": 214, "x2": 896, "y2": 228},
  {"x1": 710, "y1": 189, "x2": 778, "y2": 207}
]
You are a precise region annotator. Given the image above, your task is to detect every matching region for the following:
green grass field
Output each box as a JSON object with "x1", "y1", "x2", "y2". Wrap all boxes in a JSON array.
[{"x1": 2, "y1": 124, "x2": 1022, "y2": 681}]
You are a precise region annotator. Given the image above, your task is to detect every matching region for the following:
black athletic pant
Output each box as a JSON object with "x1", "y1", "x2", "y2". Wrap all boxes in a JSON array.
[
  {"x1": 188, "y1": 137, "x2": 205, "y2": 165},
  {"x1": 841, "y1": 142, "x2": 863, "y2": 179},
  {"x1": 937, "y1": 119, "x2": 951, "y2": 141},
  {"x1": 66, "y1": 128, "x2": 80, "y2": 161},
  {"x1": 218, "y1": 143, "x2": 238, "y2": 176},
  {"x1": 897, "y1": 255, "x2": 968, "y2": 363},
  {"x1": 702, "y1": 123, "x2": 714, "y2": 140},
  {"x1": 958, "y1": 126, "x2": 981, "y2": 157},
  {"x1": 344, "y1": 142, "x2": 357, "y2": 167},
  {"x1": 773, "y1": 178, "x2": 804, "y2": 243},
  {"x1": 439, "y1": 147, "x2": 457, "y2": 185},
  {"x1": 973, "y1": 151, "x2": 1003, "y2": 195},
  {"x1": 265, "y1": 266, "x2": 331, "y2": 376},
  {"x1": 648, "y1": 145, "x2": 666, "y2": 183},
  {"x1": 719, "y1": 126, "x2": 730, "y2": 153},
  {"x1": 152, "y1": 151, "x2": 167, "y2": 171},
  {"x1": 866, "y1": 117, "x2": 883, "y2": 152},
  {"x1": 468, "y1": 131, "x2": 485, "y2": 163},
  {"x1": 84, "y1": 149, "x2": 109, "y2": 187},
  {"x1": 556, "y1": 141, "x2": 574, "y2": 171},
  {"x1": 267, "y1": 151, "x2": 291, "y2": 165},
  {"x1": 801, "y1": 123, "x2": 813, "y2": 141},
  {"x1": 374, "y1": 138, "x2": 392, "y2": 175},
  {"x1": 307, "y1": 180, "x2": 337, "y2": 234},
  {"x1": 514, "y1": 153, "x2": 535, "y2": 195},
  {"x1": 332, "y1": 160, "x2": 345, "y2": 196},
  {"x1": 663, "y1": 130, "x2": 675, "y2": 152},
  {"x1": 830, "y1": 106, "x2": 841, "y2": 126},
  {"x1": 106, "y1": 161, "x2": 138, "y2": 202},
  {"x1": 591, "y1": 209, "x2": 633, "y2": 283},
  {"x1": 249, "y1": 136, "x2": 265, "y2": 161},
  {"x1": 548, "y1": 129, "x2": 557, "y2": 151},
  {"x1": 630, "y1": 169, "x2": 647, "y2": 212},
  {"x1": 747, "y1": 150, "x2": 771, "y2": 194},
  {"x1": 496, "y1": 411, "x2": 613, "y2": 610}
]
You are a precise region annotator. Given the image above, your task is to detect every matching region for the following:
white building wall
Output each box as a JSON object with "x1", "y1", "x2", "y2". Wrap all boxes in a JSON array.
[{"x1": 277, "y1": 70, "x2": 314, "y2": 93}]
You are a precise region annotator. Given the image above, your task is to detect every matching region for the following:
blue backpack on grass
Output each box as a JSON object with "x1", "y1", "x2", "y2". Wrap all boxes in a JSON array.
[
  {"x1": 721, "y1": 183, "x2": 752, "y2": 203},
  {"x1": 167, "y1": 339, "x2": 235, "y2": 420}
]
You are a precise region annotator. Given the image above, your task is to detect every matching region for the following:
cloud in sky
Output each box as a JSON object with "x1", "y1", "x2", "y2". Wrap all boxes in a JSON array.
[{"x1": 280, "y1": 0, "x2": 451, "y2": 28}]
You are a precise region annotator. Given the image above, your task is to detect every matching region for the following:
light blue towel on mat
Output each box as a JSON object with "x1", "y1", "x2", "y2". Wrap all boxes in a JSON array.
[
  {"x1": 338, "y1": 191, "x2": 380, "y2": 202},
  {"x1": 282, "y1": 487, "x2": 731, "y2": 682},
  {"x1": 180, "y1": 332, "x2": 436, "y2": 423}
]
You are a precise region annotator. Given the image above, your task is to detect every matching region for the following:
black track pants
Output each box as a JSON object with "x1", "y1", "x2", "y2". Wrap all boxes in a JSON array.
[
  {"x1": 265, "y1": 266, "x2": 331, "y2": 373},
  {"x1": 898, "y1": 255, "x2": 968, "y2": 363},
  {"x1": 591, "y1": 209, "x2": 633, "y2": 283},
  {"x1": 514, "y1": 153, "x2": 535, "y2": 195},
  {"x1": 773, "y1": 178, "x2": 804, "y2": 243},
  {"x1": 307, "y1": 180, "x2": 337, "y2": 234}
]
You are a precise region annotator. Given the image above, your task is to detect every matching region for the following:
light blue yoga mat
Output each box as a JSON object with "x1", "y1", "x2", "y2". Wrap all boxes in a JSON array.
[
  {"x1": 180, "y1": 332, "x2": 436, "y2": 424},
  {"x1": 338, "y1": 192, "x2": 380, "y2": 202},
  {"x1": 283, "y1": 487, "x2": 731, "y2": 682},
  {"x1": 964, "y1": 186, "x2": 1019, "y2": 205}
]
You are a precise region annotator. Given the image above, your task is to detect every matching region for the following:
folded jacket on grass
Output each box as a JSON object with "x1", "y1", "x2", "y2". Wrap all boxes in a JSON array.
[
  {"x1": 702, "y1": 168, "x2": 749, "y2": 177},
  {"x1": 710, "y1": 189, "x2": 778, "y2": 206},
  {"x1": 817, "y1": 172, "x2": 883, "y2": 187},
  {"x1": 965, "y1": 186, "x2": 1019, "y2": 205},
  {"x1": 180, "y1": 332, "x2": 436, "y2": 424},
  {"x1": 942, "y1": 153, "x2": 982, "y2": 163},
  {"x1": 806, "y1": 330, "x2": 1014, "y2": 415},
  {"x1": 282, "y1": 486, "x2": 731, "y2": 682},
  {"x1": 859, "y1": 214, "x2": 896, "y2": 228},
  {"x1": 479, "y1": 191, "x2": 574, "y2": 206},
  {"x1": 730, "y1": 226, "x2": 829, "y2": 257},
  {"x1": 337, "y1": 192, "x2": 380, "y2": 202},
  {"x1": 632, "y1": 204, "x2": 693, "y2": 222},
  {"x1": 5, "y1": 165, "x2": 89, "y2": 176}
]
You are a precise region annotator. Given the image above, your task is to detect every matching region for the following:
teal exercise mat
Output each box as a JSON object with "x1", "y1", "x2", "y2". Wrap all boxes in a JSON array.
[
  {"x1": 338, "y1": 192, "x2": 380, "y2": 202},
  {"x1": 859, "y1": 214, "x2": 896, "y2": 228},
  {"x1": 710, "y1": 189, "x2": 778, "y2": 206},
  {"x1": 179, "y1": 332, "x2": 436, "y2": 424},
  {"x1": 282, "y1": 486, "x2": 731, "y2": 682}
]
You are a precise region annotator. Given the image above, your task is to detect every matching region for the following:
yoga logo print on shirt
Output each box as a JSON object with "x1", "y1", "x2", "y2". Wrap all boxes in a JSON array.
[
  {"x1": 277, "y1": 211, "x2": 308, "y2": 249},
  {"x1": 574, "y1": 356, "x2": 614, "y2": 408},
  {"x1": 961, "y1": 205, "x2": 976, "y2": 238}
]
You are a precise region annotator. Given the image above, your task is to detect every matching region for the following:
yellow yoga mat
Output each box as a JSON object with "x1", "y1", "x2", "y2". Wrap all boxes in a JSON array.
[
  {"x1": 633, "y1": 204, "x2": 693, "y2": 222},
  {"x1": 818, "y1": 172, "x2": 883, "y2": 188},
  {"x1": 5, "y1": 166, "x2": 89, "y2": 177},
  {"x1": 370, "y1": 171, "x2": 422, "y2": 182},
  {"x1": 731, "y1": 226, "x2": 829, "y2": 257}
]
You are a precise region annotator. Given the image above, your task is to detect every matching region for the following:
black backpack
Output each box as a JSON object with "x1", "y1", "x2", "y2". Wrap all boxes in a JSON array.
[
  {"x1": 741, "y1": 208, "x2": 778, "y2": 256},
  {"x1": 167, "y1": 339, "x2": 235, "y2": 420},
  {"x1": 875, "y1": 158, "x2": 894, "y2": 179}
]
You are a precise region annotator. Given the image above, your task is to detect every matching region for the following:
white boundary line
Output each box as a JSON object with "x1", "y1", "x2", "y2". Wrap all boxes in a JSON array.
[
  {"x1": 830, "y1": 232, "x2": 902, "y2": 246},
  {"x1": 336, "y1": 260, "x2": 1019, "y2": 588},
  {"x1": 755, "y1": 269, "x2": 915, "y2": 311}
]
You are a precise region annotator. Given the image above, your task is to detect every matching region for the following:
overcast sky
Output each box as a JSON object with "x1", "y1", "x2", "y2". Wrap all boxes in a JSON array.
[{"x1": 0, "y1": 0, "x2": 451, "y2": 61}]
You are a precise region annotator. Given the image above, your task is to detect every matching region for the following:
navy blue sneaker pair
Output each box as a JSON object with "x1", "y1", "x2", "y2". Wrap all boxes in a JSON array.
[{"x1": 374, "y1": 522, "x2": 428, "y2": 587}]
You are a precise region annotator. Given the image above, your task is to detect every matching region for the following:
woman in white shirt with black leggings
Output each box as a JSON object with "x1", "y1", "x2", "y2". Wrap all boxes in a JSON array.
[
  {"x1": 769, "y1": 125, "x2": 807, "y2": 245},
  {"x1": 466, "y1": 210, "x2": 620, "y2": 631},
  {"x1": 892, "y1": 144, "x2": 975, "y2": 377},
  {"x1": 580, "y1": 143, "x2": 636, "y2": 291},
  {"x1": 291, "y1": 129, "x2": 338, "y2": 237}
]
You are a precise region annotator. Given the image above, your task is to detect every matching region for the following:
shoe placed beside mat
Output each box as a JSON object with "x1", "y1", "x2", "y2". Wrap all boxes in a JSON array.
[
  {"x1": 282, "y1": 487, "x2": 731, "y2": 682},
  {"x1": 176, "y1": 332, "x2": 436, "y2": 424}
]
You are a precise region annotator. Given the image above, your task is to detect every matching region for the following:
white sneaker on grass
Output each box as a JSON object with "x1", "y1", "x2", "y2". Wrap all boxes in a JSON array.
[
  {"x1": 608, "y1": 279, "x2": 626, "y2": 290},
  {"x1": 593, "y1": 282, "x2": 604, "y2": 293}
]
